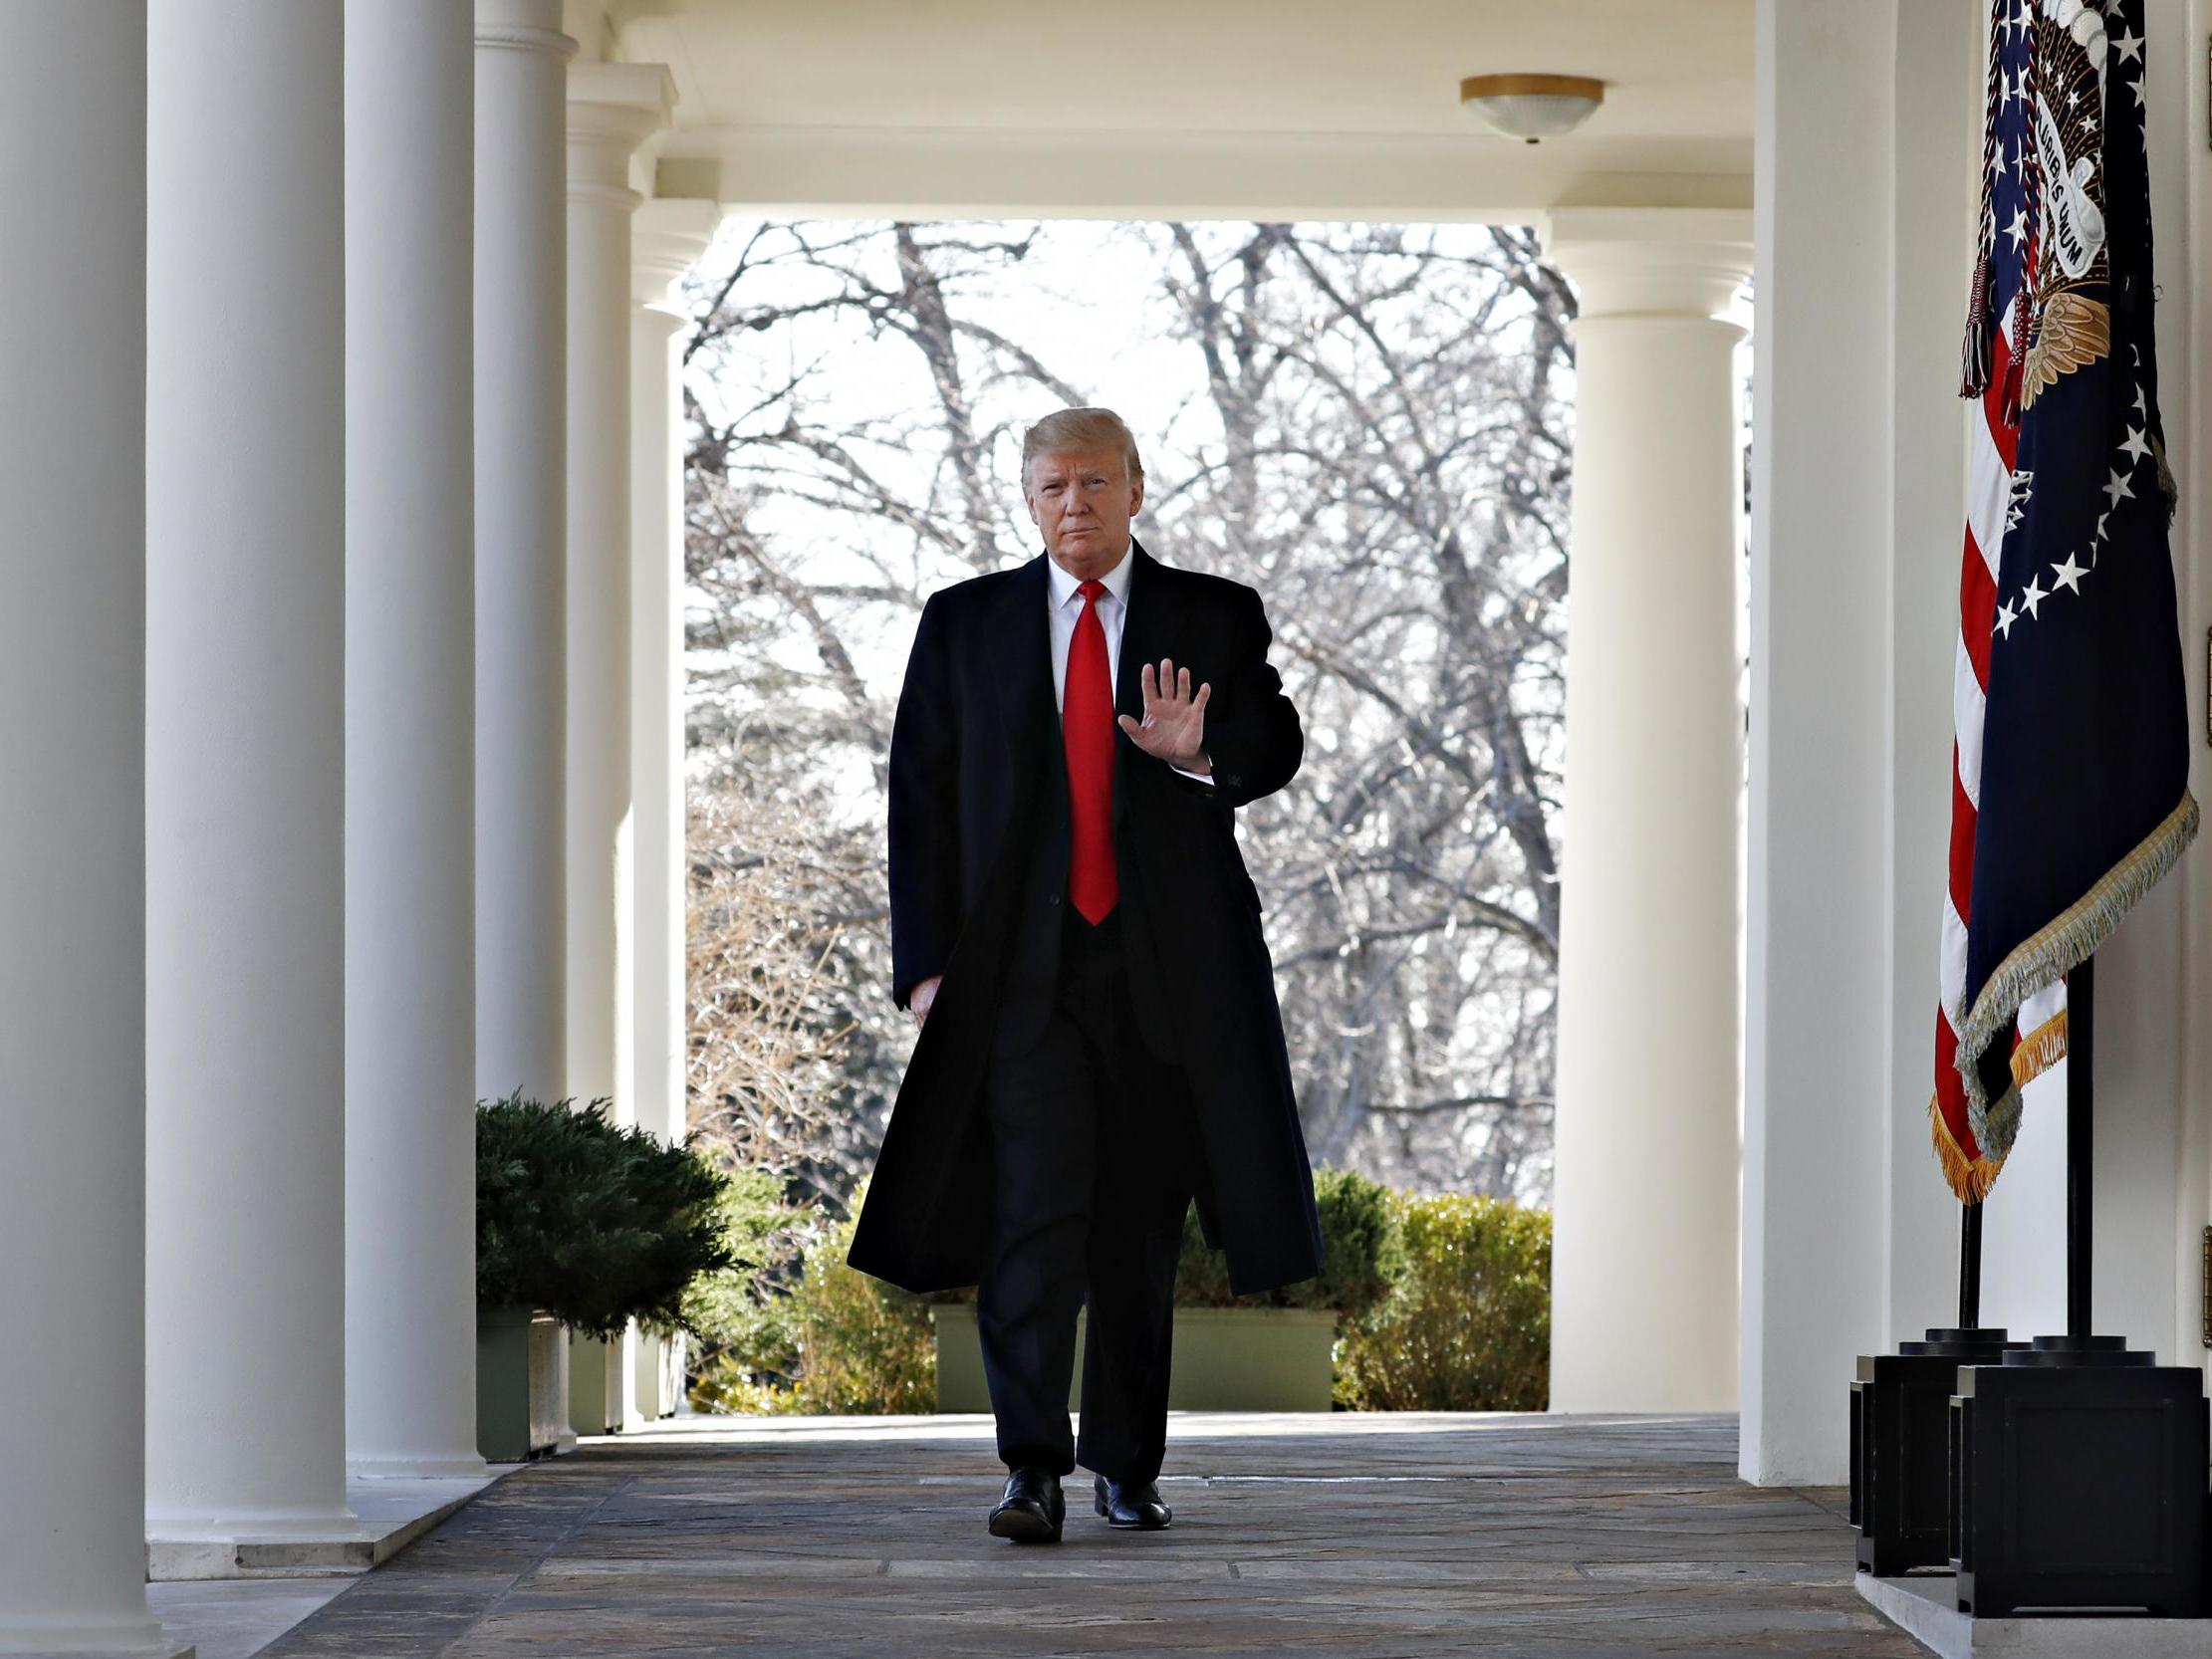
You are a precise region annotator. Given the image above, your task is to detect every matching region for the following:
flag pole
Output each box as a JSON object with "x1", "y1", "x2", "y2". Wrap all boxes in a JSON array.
[
  {"x1": 1958, "y1": 1198, "x2": 1984, "y2": 1329},
  {"x1": 2068, "y1": 955, "x2": 2095, "y2": 1339}
]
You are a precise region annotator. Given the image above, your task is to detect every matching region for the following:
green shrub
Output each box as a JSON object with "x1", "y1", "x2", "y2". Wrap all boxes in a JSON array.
[
  {"x1": 780, "y1": 1204, "x2": 938, "y2": 1414},
  {"x1": 703, "y1": 1165, "x2": 1405, "y2": 1414},
  {"x1": 1172, "y1": 1165, "x2": 1402, "y2": 1323},
  {"x1": 475, "y1": 1093, "x2": 733, "y2": 1340},
  {"x1": 1335, "y1": 1192, "x2": 1551, "y2": 1411},
  {"x1": 680, "y1": 1166, "x2": 814, "y2": 1391},
  {"x1": 686, "y1": 1177, "x2": 940, "y2": 1414},
  {"x1": 686, "y1": 1166, "x2": 1552, "y2": 1416}
]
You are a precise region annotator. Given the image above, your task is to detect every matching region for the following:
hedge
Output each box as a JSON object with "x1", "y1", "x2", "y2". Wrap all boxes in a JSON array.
[
  {"x1": 1334, "y1": 1192, "x2": 1551, "y2": 1412},
  {"x1": 685, "y1": 1169, "x2": 1550, "y2": 1414}
]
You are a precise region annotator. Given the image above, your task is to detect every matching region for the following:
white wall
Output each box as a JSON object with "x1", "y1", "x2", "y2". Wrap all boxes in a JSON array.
[
  {"x1": 1879, "y1": 0, "x2": 1980, "y2": 1352},
  {"x1": 2173, "y1": 0, "x2": 2212, "y2": 1382},
  {"x1": 2114, "y1": 0, "x2": 2205, "y2": 1372}
]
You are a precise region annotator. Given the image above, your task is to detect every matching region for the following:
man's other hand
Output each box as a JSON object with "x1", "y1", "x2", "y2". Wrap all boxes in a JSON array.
[
  {"x1": 909, "y1": 974, "x2": 943, "y2": 1026},
  {"x1": 1116, "y1": 658, "x2": 1212, "y2": 775}
]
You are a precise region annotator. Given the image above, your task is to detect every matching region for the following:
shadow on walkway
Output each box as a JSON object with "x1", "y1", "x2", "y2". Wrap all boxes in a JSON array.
[{"x1": 254, "y1": 1411, "x2": 1918, "y2": 1657}]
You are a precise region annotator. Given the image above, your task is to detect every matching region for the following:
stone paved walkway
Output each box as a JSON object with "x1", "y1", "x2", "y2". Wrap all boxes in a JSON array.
[{"x1": 257, "y1": 1411, "x2": 1921, "y2": 1657}]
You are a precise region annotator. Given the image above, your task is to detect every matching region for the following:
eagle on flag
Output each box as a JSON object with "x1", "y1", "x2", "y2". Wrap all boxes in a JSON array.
[{"x1": 1933, "y1": 0, "x2": 2197, "y2": 1201}]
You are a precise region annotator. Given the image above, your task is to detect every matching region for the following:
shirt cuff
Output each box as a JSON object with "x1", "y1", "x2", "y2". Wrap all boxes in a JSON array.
[{"x1": 1169, "y1": 758, "x2": 1217, "y2": 786}]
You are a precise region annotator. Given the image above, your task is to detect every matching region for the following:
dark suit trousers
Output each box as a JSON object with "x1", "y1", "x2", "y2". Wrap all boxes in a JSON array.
[{"x1": 975, "y1": 902, "x2": 1198, "y2": 1486}]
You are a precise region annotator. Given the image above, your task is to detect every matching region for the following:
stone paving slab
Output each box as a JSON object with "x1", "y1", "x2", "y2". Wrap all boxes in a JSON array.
[
  {"x1": 148, "y1": 1578, "x2": 353, "y2": 1659},
  {"x1": 254, "y1": 1412, "x2": 1924, "y2": 1658}
]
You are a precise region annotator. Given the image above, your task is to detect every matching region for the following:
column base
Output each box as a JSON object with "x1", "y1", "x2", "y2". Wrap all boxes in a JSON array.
[{"x1": 146, "y1": 1471, "x2": 500, "y2": 1580}]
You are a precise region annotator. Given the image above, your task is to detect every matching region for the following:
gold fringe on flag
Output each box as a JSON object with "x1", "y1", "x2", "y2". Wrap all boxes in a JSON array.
[
  {"x1": 1929, "y1": 1094, "x2": 2006, "y2": 1203},
  {"x1": 1953, "y1": 790, "x2": 2200, "y2": 1167},
  {"x1": 2010, "y1": 1007, "x2": 2068, "y2": 1088},
  {"x1": 1926, "y1": 1011, "x2": 2068, "y2": 1203}
]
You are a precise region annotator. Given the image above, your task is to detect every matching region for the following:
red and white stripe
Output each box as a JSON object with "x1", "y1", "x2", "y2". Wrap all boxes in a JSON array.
[{"x1": 1935, "y1": 302, "x2": 2065, "y2": 1189}]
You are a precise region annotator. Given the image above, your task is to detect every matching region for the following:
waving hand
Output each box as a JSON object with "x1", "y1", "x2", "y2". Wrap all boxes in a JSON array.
[{"x1": 1116, "y1": 657, "x2": 1212, "y2": 775}]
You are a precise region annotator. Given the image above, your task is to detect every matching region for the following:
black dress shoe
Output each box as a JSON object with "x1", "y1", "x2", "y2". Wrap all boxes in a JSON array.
[
  {"x1": 1094, "y1": 1473, "x2": 1172, "y2": 1530},
  {"x1": 987, "y1": 1466, "x2": 1065, "y2": 1542}
]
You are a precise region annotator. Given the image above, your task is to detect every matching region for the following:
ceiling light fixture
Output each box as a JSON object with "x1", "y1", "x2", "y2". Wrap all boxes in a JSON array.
[{"x1": 1458, "y1": 73, "x2": 1605, "y2": 143}]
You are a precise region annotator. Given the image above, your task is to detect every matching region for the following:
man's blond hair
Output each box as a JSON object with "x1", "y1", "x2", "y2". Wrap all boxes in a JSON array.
[{"x1": 1020, "y1": 406, "x2": 1144, "y2": 487}]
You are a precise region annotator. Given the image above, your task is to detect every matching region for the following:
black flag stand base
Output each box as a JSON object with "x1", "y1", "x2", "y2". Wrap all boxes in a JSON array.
[
  {"x1": 1949, "y1": 1338, "x2": 2206, "y2": 1617},
  {"x1": 1850, "y1": 1311, "x2": 2019, "y2": 1576},
  {"x1": 1848, "y1": 1147, "x2": 2021, "y2": 1574},
  {"x1": 1944, "y1": 957, "x2": 2209, "y2": 1618},
  {"x1": 1856, "y1": 956, "x2": 2211, "y2": 1614}
]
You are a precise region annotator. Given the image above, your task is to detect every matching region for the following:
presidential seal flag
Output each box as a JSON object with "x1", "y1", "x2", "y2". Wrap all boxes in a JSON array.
[{"x1": 1933, "y1": 0, "x2": 2197, "y2": 1201}]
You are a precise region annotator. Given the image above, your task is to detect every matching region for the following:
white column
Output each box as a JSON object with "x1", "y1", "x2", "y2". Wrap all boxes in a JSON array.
[
  {"x1": 566, "y1": 65, "x2": 674, "y2": 1136},
  {"x1": 565, "y1": 63, "x2": 675, "y2": 1434},
  {"x1": 630, "y1": 198, "x2": 716, "y2": 1156},
  {"x1": 1540, "y1": 207, "x2": 1751, "y2": 1416},
  {"x1": 146, "y1": 0, "x2": 355, "y2": 1541},
  {"x1": 345, "y1": 0, "x2": 485, "y2": 1479},
  {"x1": 629, "y1": 198, "x2": 720, "y2": 1421},
  {"x1": 475, "y1": 0, "x2": 575, "y2": 1106},
  {"x1": 1741, "y1": 0, "x2": 1899, "y2": 1485},
  {"x1": 0, "y1": 8, "x2": 173, "y2": 1655}
]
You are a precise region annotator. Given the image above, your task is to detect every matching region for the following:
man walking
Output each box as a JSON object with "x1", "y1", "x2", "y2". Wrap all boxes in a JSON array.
[{"x1": 848, "y1": 406, "x2": 1323, "y2": 1542}]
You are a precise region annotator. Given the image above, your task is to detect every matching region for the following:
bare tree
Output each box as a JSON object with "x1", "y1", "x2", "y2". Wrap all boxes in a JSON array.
[
  {"x1": 681, "y1": 218, "x2": 1573, "y2": 1204},
  {"x1": 685, "y1": 778, "x2": 899, "y2": 1205}
]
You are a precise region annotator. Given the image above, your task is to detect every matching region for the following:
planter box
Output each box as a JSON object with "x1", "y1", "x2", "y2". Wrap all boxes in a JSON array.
[
  {"x1": 633, "y1": 1327, "x2": 669, "y2": 1420},
  {"x1": 629, "y1": 1327, "x2": 687, "y2": 1421},
  {"x1": 931, "y1": 1303, "x2": 1337, "y2": 1414},
  {"x1": 569, "y1": 1329, "x2": 624, "y2": 1434},
  {"x1": 477, "y1": 1305, "x2": 567, "y2": 1462},
  {"x1": 659, "y1": 1329, "x2": 688, "y2": 1416}
]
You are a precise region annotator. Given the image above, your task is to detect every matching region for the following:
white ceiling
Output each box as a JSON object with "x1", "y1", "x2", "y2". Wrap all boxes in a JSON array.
[{"x1": 606, "y1": 0, "x2": 1753, "y2": 222}]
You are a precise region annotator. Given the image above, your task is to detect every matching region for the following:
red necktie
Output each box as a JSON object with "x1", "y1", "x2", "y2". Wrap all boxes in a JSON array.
[{"x1": 1064, "y1": 579, "x2": 1117, "y2": 923}]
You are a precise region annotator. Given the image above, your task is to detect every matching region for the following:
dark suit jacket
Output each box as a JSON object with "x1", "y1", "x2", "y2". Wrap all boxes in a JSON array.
[{"x1": 846, "y1": 538, "x2": 1327, "y2": 1297}]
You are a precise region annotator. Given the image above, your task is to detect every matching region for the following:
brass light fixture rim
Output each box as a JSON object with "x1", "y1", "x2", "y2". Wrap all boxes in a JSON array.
[{"x1": 1458, "y1": 73, "x2": 1607, "y2": 105}]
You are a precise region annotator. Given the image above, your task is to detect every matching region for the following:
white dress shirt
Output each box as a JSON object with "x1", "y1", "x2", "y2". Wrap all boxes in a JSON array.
[{"x1": 1045, "y1": 540, "x2": 1214, "y2": 785}]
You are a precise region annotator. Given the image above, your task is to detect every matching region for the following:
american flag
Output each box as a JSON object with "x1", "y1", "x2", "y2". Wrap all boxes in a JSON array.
[{"x1": 1933, "y1": 0, "x2": 2196, "y2": 1201}]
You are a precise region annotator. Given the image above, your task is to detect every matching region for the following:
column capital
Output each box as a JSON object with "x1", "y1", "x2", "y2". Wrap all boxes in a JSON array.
[
  {"x1": 632, "y1": 196, "x2": 723, "y2": 313},
  {"x1": 476, "y1": 0, "x2": 575, "y2": 60},
  {"x1": 567, "y1": 61, "x2": 675, "y2": 209},
  {"x1": 1539, "y1": 207, "x2": 1752, "y2": 326}
]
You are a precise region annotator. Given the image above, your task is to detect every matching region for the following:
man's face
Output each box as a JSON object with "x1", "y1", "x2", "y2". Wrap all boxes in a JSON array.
[{"x1": 1025, "y1": 446, "x2": 1143, "y2": 579}]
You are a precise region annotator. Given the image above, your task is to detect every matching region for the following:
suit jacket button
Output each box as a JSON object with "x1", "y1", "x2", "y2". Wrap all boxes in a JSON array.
[{"x1": 1048, "y1": 892, "x2": 1061, "y2": 905}]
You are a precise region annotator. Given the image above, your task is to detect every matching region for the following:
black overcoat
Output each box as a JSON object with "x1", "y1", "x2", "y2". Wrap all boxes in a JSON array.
[{"x1": 845, "y1": 538, "x2": 1326, "y2": 1298}]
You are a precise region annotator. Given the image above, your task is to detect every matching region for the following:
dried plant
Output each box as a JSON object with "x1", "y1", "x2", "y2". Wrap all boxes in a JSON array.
[{"x1": 684, "y1": 782, "x2": 900, "y2": 1207}]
